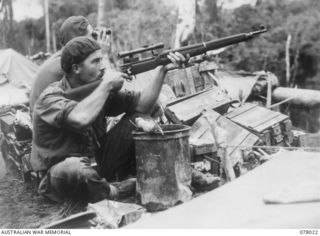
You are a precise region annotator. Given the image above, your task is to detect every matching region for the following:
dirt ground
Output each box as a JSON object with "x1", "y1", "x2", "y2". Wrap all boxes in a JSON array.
[
  {"x1": 0, "y1": 148, "x2": 223, "y2": 229},
  {"x1": 0, "y1": 153, "x2": 85, "y2": 229}
]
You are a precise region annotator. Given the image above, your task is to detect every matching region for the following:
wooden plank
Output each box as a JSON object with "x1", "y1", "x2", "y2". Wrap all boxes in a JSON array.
[
  {"x1": 249, "y1": 113, "x2": 283, "y2": 130},
  {"x1": 166, "y1": 88, "x2": 231, "y2": 125},
  {"x1": 225, "y1": 103, "x2": 257, "y2": 119},
  {"x1": 230, "y1": 107, "x2": 276, "y2": 129},
  {"x1": 165, "y1": 65, "x2": 201, "y2": 97},
  {"x1": 254, "y1": 115, "x2": 288, "y2": 132},
  {"x1": 44, "y1": 211, "x2": 97, "y2": 229},
  {"x1": 241, "y1": 132, "x2": 260, "y2": 147},
  {"x1": 226, "y1": 104, "x2": 289, "y2": 133},
  {"x1": 185, "y1": 66, "x2": 196, "y2": 94},
  {"x1": 166, "y1": 89, "x2": 208, "y2": 106},
  {"x1": 191, "y1": 110, "x2": 259, "y2": 167}
]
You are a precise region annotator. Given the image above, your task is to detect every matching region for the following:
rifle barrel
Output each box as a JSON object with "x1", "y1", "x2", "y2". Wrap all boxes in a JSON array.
[
  {"x1": 126, "y1": 27, "x2": 267, "y2": 74},
  {"x1": 66, "y1": 28, "x2": 267, "y2": 101},
  {"x1": 168, "y1": 28, "x2": 267, "y2": 56}
]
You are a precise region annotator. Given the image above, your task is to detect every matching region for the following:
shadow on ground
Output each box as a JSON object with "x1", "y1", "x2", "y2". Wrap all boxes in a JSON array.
[{"x1": 0, "y1": 154, "x2": 86, "y2": 228}]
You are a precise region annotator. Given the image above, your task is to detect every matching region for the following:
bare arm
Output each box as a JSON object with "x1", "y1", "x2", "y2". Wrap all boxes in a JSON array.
[
  {"x1": 67, "y1": 71, "x2": 128, "y2": 129},
  {"x1": 135, "y1": 52, "x2": 187, "y2": 113}
]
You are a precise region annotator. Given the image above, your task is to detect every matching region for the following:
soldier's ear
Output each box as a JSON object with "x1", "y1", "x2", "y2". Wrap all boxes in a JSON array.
[{"x1": 72, "y1": 64, "x2": 81, "y2": 74}]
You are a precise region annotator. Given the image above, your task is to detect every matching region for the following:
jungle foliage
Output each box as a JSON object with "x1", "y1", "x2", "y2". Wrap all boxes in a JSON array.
[{"x1": 1, "y1": 0, "x2": 320, "y2": 89}]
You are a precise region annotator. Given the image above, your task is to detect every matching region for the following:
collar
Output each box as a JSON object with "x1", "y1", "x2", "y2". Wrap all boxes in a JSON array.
[{"x1": 61, "y1": 76, "x2": 72, "y2": 90}]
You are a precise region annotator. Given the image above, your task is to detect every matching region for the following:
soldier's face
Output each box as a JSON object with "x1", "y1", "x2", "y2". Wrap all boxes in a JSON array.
[{"x1": 77, "y1": 49, "x2": 104, "y2": 84}]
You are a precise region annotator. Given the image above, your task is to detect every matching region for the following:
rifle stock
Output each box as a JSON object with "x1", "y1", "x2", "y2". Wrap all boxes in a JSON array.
[
  {"x1": 65, "y1": 80, "x2": 101, "y2": 101},
  {"x1": 65, "y1": 27, "x2": 267, "y2": 101}
]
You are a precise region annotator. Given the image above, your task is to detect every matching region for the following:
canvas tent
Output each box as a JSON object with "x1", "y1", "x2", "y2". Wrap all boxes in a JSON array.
[{"x1": 0, "y1": 49, "x2": 38, "y2": 107}]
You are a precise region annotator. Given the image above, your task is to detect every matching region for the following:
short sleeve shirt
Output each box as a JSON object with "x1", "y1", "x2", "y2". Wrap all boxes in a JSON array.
[
  {"x1": 31, "y1": 78, "x2": 140, "y2": 171},
  {"x1": 29, "y1": 51, "x2": 64, "y2": 115}
]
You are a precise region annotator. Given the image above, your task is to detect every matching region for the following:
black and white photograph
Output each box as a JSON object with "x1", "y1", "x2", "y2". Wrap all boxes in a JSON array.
[{"x1": 0, "y1": 0, "x2": 319, "y2": 233}]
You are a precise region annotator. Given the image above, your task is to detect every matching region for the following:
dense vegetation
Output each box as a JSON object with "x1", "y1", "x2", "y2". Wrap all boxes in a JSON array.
[{"x1": 2, "y1": 0, "x2": 320, "y2": 89}]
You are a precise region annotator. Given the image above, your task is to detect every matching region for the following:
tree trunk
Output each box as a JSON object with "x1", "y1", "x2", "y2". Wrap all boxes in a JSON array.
[
  {"x1": 97, "y1": 0, "x2": 105, "y2": 28},
  {"x1": 0, "y1": 0, "x2": 12, "y2": 48},
  {"x1": 285, "y1": 34, "x2": 291, "y2": 86},
  {"x1": 174, "y1": 0, "x2": 196, "y2": 48},
  {"x1": 43, "y1": 0, "x2": 51, "y2": 53},
  {"x1": 7, "y1": 0, "x2": 13, "y2": 31},
  {"x1": 52, "y1": 27, "x2": 57, "y2": 53}
]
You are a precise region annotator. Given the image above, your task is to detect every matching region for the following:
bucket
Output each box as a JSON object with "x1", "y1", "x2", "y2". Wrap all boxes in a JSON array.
[{"x1": 133, "y1": 124, "x2": 192, "y2": 211}]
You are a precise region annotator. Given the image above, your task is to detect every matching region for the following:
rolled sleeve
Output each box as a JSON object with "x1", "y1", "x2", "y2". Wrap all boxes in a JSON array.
[{"x1": 35, "y1": 88, "x2": 78, "y2": 129}]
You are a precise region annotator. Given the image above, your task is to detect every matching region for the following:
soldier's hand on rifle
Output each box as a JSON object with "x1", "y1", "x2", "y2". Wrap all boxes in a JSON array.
[
  {"x1": 165, "y1": 52, "x2": 190, "y2": 71},
  {"x1": 102, "y1": 70, "x2": 128, "y2": 93}
]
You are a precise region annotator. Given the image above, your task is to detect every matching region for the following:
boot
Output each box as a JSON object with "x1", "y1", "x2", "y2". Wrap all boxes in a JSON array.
[
  {"x1": 191, "y1": 169, "x2": 220, "y2": 192},
  {"x1": 111, "y1": 178, "x2": 136, "y2": 199}
]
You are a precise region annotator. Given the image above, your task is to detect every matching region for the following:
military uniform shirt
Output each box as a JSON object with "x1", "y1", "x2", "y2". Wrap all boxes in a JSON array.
[{"x1": 31, "y1": 77, "x2": 140, "y2": 171}]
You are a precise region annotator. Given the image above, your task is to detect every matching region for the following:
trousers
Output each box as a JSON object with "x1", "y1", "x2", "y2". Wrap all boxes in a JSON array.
[
  {"x1": 38, "y1": 156, "x2": 111, "y2": 203},
  {"x1": 38, "y1": 114, "x2": 137, "y2": 202},
  {"x1": 96, "y1": 114, "x2": 137, "y2": 182}
]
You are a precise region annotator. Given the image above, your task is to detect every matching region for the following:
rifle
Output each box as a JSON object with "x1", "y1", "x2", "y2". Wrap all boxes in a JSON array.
[{"x1": 65, "y1": 26, "x2": 267, "y2": 101}]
